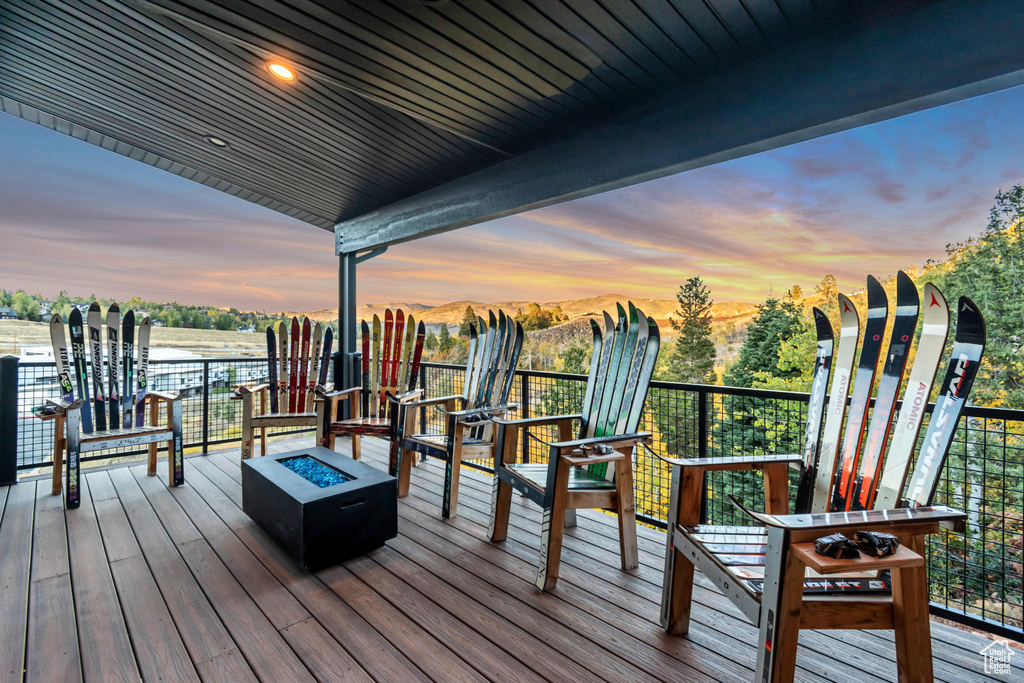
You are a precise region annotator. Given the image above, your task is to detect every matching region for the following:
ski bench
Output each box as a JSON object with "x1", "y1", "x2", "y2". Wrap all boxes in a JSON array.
[{"x1": 36, "y1": 304, "x2": 184, "y2": 509}]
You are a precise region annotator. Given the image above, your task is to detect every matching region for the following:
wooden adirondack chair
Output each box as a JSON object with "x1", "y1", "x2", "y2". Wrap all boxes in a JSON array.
[
  {"x1": 389, "y1": 310, "x2": 524, "y2": 519},
  {"x1": 488, "y1": 302, "x2": 661, "y2": 591},
  {"x1": 315, "y1": 309, "x2": 425, "y2": 460},
  {"x1": 35, "y1": 305, "x2": 184, "y2": 509},
  {"x1": 659, "y1": 275, "x2": 985, "y2": 683},
  {"x1": 234, "y1": 316, "x2": 333, "y2": 459}
]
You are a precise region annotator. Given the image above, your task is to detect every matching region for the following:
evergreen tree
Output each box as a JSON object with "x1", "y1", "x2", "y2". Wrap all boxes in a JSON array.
[
  {"x1": 424, "y1": 330, "x2": 438, "y2": 351},
  {"x1": 725, "y1": 296, "x2": 805, "y2": 387},
  {"x1": 459, "y1": 306, "x2": 477, "y2": 336},
  {"x1": 438, "y1": 325, "x2": 454, "y2": 353},
  {"x1": 666, "y1": 277, "x2": 716, "y2": 384}
]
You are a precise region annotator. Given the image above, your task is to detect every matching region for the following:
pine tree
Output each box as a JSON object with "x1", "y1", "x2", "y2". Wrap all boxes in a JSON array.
[
  {"x1": 424, "y1": 330, "x2": 438, "y2": 351},
  {"x1": 725, "y1": 296, "x2": 805, "y2": 387},
  {"x1": 438, "y1": 325, "x2": 454, "y2": 353},
  {"x1": 666, "y1": 277, "x2": 716, "y2": 384},
  {"x1": 458, "y1": 306, "x2": 477, "y2": 337}
]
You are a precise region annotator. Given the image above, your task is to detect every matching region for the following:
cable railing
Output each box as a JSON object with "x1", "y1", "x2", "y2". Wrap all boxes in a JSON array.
[{"x1": 7, "y1": 358, "x2": 1021, "y2": 638}]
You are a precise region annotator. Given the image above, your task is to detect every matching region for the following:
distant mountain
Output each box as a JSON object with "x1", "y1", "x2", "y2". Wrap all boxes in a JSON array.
[{"x1": 278, "y1": 294, "x2": 758, "y2": 329}]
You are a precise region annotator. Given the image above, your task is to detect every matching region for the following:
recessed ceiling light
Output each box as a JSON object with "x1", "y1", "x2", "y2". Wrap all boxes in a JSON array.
[
  {"x1": 203, "y1": 135, "x2": 230, "y2": 148},
  {"x1": 266, "y1": 61, "x2": 296, "y2": 82}
]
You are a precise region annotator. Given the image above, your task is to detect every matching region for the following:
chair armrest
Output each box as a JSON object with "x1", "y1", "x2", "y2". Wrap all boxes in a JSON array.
[
  {"x1": 550, "y1": 432, "x2": 651, "y2": 451},
  {"x1": 34, "y1": 398, "x2": 84, "y2": 419},
  {"x1": 731, "y1": 496, "x2": 967, "y2": 533},
  {"x1": 395, "y1": 388, "x2": 424, "y2": 402},
  {"x1": 314, "y1": 385, "x2": 360, "y2": 401},
  {"x1": 491, "y1": 413, "x2": 583, "y2": 427},
  {"x1": 561, "y1": 450, "x2": 627, "y2": 466},
  {"x1": 231, "y1": 383, "x2": 269, "y2": 399},
  {"x1": 391, "y1": 393, "x2": 463, "y2": 409},
  {"x1": 146, "y1": 390, "x2": 181, "y2": 403},
  {"x1": 658, "y1": 452, "x2": 804, "y2": 471},
  {"x1": 443, "y1": 403, "x2": 518, "y2": 419}
]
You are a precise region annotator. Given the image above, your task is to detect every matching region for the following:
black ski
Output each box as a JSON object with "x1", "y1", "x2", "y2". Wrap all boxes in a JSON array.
[
  {"x1": 267, "y1": 325, "x2": 279, "y2": 413},
  {"x1": 319, "y1": 326, "x2": 333, "y2": 387},
  {"x1": 849, "y1": 271, "x2": 919, "y2": 511},
  {"x1": 793, "y1": 308, "x2": 834, "y2": 512},
  {"x1": 49, "y1": 314, "x2": 75, "y2": 403},
  {"x1": 830, "y1": 276, "x2": 887, "y2": 512},
  {"x1": 107, "y1": 303, "x2": 121, "y2": 430},
  {"x1": 68, "y1": 308, "x2": 93, "y2": 433},
  {"x1": 87, "y1": 302, "x2": 107, "y2": 432},
  {"x1": 902, "y1": 296, "x2": 986, "y2": 507},
  {"x1": 121, "y1": 309, "x2": 135, "y2": 428}
]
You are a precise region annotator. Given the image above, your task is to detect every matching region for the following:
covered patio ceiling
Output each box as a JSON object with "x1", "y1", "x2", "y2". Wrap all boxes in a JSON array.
[{"x1": 4, "y1": 1, "x2": 1024, "y2": 256}]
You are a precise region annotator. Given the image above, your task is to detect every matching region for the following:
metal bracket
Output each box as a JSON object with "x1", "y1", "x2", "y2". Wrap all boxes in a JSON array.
[{"x1": 355, "y1": 247, "x2": 388, "y2": 264}]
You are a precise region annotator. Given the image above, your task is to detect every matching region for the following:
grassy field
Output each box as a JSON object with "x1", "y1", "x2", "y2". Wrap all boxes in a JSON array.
[{"x1": 0, "y1": 319, "x2": 268, "y2": 356}]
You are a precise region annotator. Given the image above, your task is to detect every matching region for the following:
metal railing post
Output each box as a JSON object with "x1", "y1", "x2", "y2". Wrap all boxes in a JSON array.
[
  {"x1": 698, "y1": 388, "x2": 709, "y2": 523},
  {"x1": 201, "y1": 361, "x2": 210, "y2": 455},
  {"x1": 520, "y1": 372, "x2": 530, "y2": 464},
  {"x1": 420, "y1": 363, "x2": 427, "y2": 433},
  {"x1": 0, "y1": 356, "x2": 19, "y2": 485}
]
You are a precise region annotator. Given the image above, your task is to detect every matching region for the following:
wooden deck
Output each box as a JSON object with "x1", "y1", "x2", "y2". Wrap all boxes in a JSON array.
[{"x1": 0, "y1": 437, "x2": 1007, "y2": 683}]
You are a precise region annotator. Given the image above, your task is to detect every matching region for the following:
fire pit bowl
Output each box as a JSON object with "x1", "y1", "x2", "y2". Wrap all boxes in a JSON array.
[{"x1": 241, "y1": 446, "x2": 397, "y2": 570}]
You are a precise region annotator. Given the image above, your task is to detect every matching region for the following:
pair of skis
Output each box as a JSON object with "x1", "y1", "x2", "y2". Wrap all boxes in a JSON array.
[
  {"x1": 268, "y1": 317, "x2": 334, "y2": 414},
  {"x1": 364, "y1": 310, "x2": 427, "y2": 418}
]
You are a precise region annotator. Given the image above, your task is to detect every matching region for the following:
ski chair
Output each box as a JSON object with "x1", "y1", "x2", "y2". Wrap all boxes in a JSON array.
[
  {"x1": 315, "y1": 309, "x2": 425, "y2": 460},
  {"x1": 488, "y1": 302, "x2": 660, "y2": 591},
  {"x1": 233, "y1": 317, "x2": 333, "y2": 459},
  {"x1": 35, "y1": 304, "x2": 184, "y2": 510},
  {"x1": 389, "y1": 310, "x2": 524, "y2": 518},
  {"x1": 659, "y1": 273, "x2": 985, "y2": 683}
]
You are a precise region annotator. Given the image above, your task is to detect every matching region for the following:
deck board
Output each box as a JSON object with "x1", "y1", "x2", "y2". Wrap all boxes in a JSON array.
[{"x1": 0, "y1": 437, "x2": 1010, "y2": 683}]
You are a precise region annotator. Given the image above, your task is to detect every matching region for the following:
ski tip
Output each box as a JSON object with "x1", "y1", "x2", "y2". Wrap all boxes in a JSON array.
[
  {"x1": 615, "y1": 302, "x2": 627, "y2": 320},
  {"x1": 955, "y1": 296, "x2": 986, "y2": 346},
  {"x1": 69, "y1": 307, "x2": 83, "y2": 324},
  {"x1": 109, "y1": 302, "x2": 120, "y2": 312},
  {"x1": 866, "y1": 274, "x2": 887, "y2": 311},
  {"x1": 603, "y1": 310, "x2": 615, "y2": 333},
  {"x1": 922, "y1": 282, "x2": 949, "y2": 323},
  {"x1": 627, "y1": 300, "x2": 638, "y2": 322},
  {"x1": 88, "y1": 301, "x2": 100, "y2": 312},
  {"x1": 895, "y1": 270, "x2": 920, "y2": 308},
  {"x1": 488, "y1": 310, "x2": 497, "y2": 327},
  {"x1": 811, "y1": 307, "x2": 833, "y2": 340},
  {"x1": 50, "y1": 312, "x2": 63, "y2": 325},
  {"x1": 590, "y1": 318, "x2": 602, "y2": 337},
  {"x1": 385, "y1": 309, "x2": 393, "y2": 323},
  {"x1": 361, "y1": 319, "x2": 369, "y2": 334},
  {"x1": 837, "y1": 293, "x2": 859, "y2": 328}
]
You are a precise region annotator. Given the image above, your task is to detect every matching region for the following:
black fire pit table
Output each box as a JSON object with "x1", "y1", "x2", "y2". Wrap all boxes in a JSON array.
[{"x1": 241, "y1": 446, "x2": 397, "y2": 570}]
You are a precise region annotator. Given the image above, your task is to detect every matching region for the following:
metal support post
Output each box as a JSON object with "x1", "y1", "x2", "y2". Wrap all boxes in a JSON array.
[{"x1": 0, "y1": 356, "x2": 18, "y2": 485}]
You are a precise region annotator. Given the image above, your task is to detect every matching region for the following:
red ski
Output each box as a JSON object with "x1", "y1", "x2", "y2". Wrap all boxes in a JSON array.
[
  {"x1": 288, "y1": 317, "x2": 300, "y2": 412},
  {"x1": 297, "y1": 318, "x2": 311, "y2": 412}
]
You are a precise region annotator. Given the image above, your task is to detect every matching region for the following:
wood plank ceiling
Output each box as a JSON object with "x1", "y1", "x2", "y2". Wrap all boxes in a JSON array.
[{"x1": 1, "y1": 0, "x2": 922, "y2": 235}]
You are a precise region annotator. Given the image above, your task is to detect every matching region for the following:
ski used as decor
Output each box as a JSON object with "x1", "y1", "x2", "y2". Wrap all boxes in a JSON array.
[
  {"x1": 793, "y1": 308, "x2": 834, "y2": 512},
  {"x1": 829, "y1": 276, "x2": 888, "y2": 512},
  {"x1": 267, "y1": 325, "x2": 279, "y2": 413},
  {"x1": 134, "y1": 316, "x2": 151, "y2": 427},
  {"x1": 811, "y1": 293, "x2": 860, "y2": 512},
  {"x1": 106, "y1": 303, "x2": 121, "y2": 429},
  {"x1": 297, "y1": 317, "x2": 311, "y2": 412},
  {"x1": 381, "y1": 310, "x2": 394, "y2": 404},
  {"x1": 848, "y1": 272, "x2": 920, "y2": 510},
  {"x1": 87, "y1": 302, "x2": 107, "y2": 432},
  {"x1": 318, "y1": 326, "x2": 333, "y2": 387},
  {"x1": 309, "y1": 322, "x2": 323, "y2": 408},
  {"x1": 50, "y1": 314, "x2": 75, "y2": 404},
  {"x1": 278, "y1": 321, "x2": 289, "y2": 414},
  {"x1": 288, "y1": 317, "x2": 300, "y2": 412},
  {"x1": 121, "y1": 309, "x2": 135, "y2": 427}
]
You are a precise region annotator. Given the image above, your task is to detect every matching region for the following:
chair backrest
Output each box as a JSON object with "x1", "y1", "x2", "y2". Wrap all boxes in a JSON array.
[
  {"x1": 50, "y1": 304, "x2": 151, "y2": 434},
  {"x1": 580, "y1": 302, "x2": 661, "y2": 441},
  {"x1": 361, "y1": 309, "x2": 426, "y2": 418},
  {"x1": 268, "y1": 317, "x2": 334, "y2": 414},
  {"x1": 462, "y1": 310, "x2": 524, "y2": 411},
  {"x1": 796, "y1": 274, "x2": 985, "y2": 514}
]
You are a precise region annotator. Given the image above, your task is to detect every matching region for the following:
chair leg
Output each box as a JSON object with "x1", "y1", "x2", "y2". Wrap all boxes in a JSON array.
[
  {"x1": 537, "y1": 455, "x2": 571, "y2": 591},
  {"x1": 51, "y1": 415, "x2": 65, "y2": 496},
  {"x1": 442, "y1": 421, "x2": 464, "y2": 519},
  {"x1": 148, "y1": 398, "x2": 159, "y2": 475},
  {"x1": 661, "y1": 465, "x2": 706, "y2": 635},
  {"x1": 564, "y1": 509, "x2": 577, "y2": 528},
  {"x1": 755, "y1": 527, "x2": 804, "y2": 682},
  {"x1": 489, "y1": 424, "x2": 517, "y2": 542},
  {"x1": 64, "y1": 409, "x2": 82, "y2": 510},
  {"x1": 892, "y1": 535, "x2": 933, "y2": 683},
  {"x1": 397, "y1": 446, "x2": 414, "y2": 498},
  {"x1": 763, "y1": 462, "x2": 790, "y2": 515},
  {"x1": 615, "y1": 453, "x2": 638, "y2": 570},
  {"x1": 168, "y1": 399, "x2": 184, "y2": 487},
  {"x1": 351, "y1": 434, "x2": 361, "y2": 460}
]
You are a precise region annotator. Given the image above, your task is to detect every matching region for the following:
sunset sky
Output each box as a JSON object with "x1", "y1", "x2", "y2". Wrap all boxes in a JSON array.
[{"x1": 3, "y1": 83, "x2": 1024, "y2": 311}]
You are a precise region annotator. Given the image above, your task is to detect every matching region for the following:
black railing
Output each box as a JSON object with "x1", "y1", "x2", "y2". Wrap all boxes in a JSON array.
[
  {"x1": 8, "y1": 358, "x2": 1021, "y2": 638},
  {"x1": 416, "y1": 362, "x2": 1023, "y2": 640}
]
